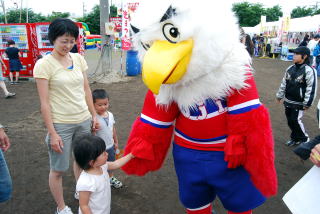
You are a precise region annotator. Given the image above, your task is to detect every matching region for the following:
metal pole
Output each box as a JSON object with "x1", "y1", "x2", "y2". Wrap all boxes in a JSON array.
[
  {"x1": 100, "y1": 0, "x2": 110, "y2": 75},
  {"x1": 0, "y1": 0, "x2": 7, "y2": 24},
  {"x1": 26, "y1": 0, "x2": 28, "y2": 23},
  {"x1": 83, "y1": 1, "x2": 85, "y2": 17},
  {"x1": 20, "y1": 0, "x2": 23, "y2": 23}
]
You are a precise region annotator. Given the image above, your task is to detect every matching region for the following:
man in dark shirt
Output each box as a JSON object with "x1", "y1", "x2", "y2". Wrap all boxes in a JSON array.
[{"x1": 5, "y1": 40, "x2": 22, "y2": 84}]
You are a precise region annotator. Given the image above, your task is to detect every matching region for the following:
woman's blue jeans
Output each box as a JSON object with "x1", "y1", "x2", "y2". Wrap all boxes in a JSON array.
[{"x1": 0, "y1": 149, "x2": 12, "y2": 202}]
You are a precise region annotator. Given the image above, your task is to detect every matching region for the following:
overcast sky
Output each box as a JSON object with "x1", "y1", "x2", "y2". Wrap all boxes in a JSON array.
[{"x1": 5, "y1": 0, "x2": 320, "y2": 17}]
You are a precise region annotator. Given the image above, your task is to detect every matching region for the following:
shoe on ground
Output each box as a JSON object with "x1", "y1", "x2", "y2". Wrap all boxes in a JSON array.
[
  {"x1": 14, "y1": 81, "x2": 19, "y2": 84},
  {"x1": 74, "y1": 191, "x2": 79, "y2": 200},
  {"x1": 110, "y1": 176, "x2": 123, "y2": 188},
  {"x1": 285, "y1": 140, "x2": 298, "y2": 146},
  {"x1": 5, "y1": 92, "x2": 15, "y2": 99},
  {"x1": 10, "y1": 82, "x2": 14, "y2": 85},
  {"x1": 55, "y1": 206, "x2": 73, "y2": 214}
]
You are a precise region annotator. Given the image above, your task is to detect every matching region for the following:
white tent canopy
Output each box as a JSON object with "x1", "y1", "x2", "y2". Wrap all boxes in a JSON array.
[{"x1": 243, "y1": 14, "x2": 320, "y2": 34}]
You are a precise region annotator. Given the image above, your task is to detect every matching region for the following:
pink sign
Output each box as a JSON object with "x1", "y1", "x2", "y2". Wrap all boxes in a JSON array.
[
  {"x1": 128, "y1": 2, "x2": 139, "y2": 12},
  {"x1": 122, "y1": 2, "x2": 131, "y2": 50}
]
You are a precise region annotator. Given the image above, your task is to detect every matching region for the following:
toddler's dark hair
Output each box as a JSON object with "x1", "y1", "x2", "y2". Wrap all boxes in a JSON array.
[
  {"x1": 92, "y1": 89, "x2": 109, "y2": 103},
  {"x1": 73, "y1": 135, "x2": 106, "y2": 170}
]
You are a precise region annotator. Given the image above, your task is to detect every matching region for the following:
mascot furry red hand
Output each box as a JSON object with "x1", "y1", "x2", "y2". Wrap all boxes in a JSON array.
[{"x1": 122, "y1": 1, "x2": 277, "y2": 213}]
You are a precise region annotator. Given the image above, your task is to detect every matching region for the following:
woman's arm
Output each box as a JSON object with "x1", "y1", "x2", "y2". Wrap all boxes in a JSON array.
[
  {"x1": 79, "y1": 191, "x2": 92, "y2": 214},
  {"x1": 35, "y1": 78, "x2": 63, "y2": 153},
  {"x1": 82, "y1": 71, "x2": 99, "y2": 132},
  {"x1": 108, "y1": 153, "x2": 134, "y2": 170}
]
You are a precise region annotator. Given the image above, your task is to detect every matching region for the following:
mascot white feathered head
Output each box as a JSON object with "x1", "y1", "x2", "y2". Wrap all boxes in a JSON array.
[{"x1": 130, "y1": 0, "x2": 252, "y2": 109}]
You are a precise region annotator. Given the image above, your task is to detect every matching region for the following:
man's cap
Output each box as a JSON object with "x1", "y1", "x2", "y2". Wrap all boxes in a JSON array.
[
  {"x1": 314, "y1": 34, "x2": 320, "y2": 39},
  {"x1": 289, "y1": 46, "x2": 310, "y2": 56}
]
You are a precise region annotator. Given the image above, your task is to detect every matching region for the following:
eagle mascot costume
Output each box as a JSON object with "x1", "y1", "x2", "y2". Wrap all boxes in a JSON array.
[{"x1": 122, "y1": 1, "x2": 277, "y2": 213}]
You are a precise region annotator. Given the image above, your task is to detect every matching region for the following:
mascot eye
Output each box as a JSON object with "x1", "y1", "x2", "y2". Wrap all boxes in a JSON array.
[{"x1": 162, "y1": 23, "x2": 180, "y2": 43}]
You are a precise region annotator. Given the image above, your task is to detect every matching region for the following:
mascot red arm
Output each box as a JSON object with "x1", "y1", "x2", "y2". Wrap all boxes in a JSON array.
[
  {"x1": 225, "y1": 72, "x2": 277, "y2": 197},
  {"x1": 122, "y1": 90, "x2": 179, "y2": 175}
]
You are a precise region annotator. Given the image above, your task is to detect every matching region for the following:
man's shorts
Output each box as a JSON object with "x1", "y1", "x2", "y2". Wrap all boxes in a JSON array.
[
  {"x1": 45, "y1": 119, "x2": 91, "y2": 172},
  {"x1": 172, "y1": 143, "x2": 266, "y2": 213}
]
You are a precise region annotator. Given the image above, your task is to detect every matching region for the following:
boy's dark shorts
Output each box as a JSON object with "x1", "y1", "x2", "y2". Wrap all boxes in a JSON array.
[{"x1": 106, "y1": 145, "x2": 116, "y2": 162}]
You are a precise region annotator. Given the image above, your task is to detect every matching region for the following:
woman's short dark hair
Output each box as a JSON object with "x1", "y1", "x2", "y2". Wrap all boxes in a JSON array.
[
  {"x1": 7, "y1": 40, "x2": 15, "y2": 45},
  {"x1": 48, "y1": 18, "x2": 79, "y2": 45},
  {"x1": 92, "y1": 89, "x2": 109, "y2": 103},
  {"x1": 73, "y1": 135, "x2": 106, "y2": 170}
]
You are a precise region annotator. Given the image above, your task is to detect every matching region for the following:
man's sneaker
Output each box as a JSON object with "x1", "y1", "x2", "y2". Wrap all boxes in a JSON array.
[
  {"x1": 55, "y1": 206, "x2": 73, "y2": 214},
  {"x1": 74, "y1": 191, "x2": 79, "y2": 200},
  {"x1": 5, "y1": 92, "x2": 15, "y2": 99},
  {"x1": 110, "y1": 176, "x2": 123, "y2": 188},
  {"x1": 285, "y1": 140, "x2": 298, "y2": 146}
]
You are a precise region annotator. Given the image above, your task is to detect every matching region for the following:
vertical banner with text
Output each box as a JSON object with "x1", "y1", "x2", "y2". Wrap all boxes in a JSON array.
[{"x1": 121, "y1": 1, "x2": 131, "y2": 50}]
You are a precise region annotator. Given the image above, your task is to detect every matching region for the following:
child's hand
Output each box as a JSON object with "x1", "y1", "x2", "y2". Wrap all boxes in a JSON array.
[
  {"x1": 303, "y1": 106, "x2": 309, "y2": 110},
  {"x1": 129, "y1": 153, "x2": 135, "y2": 158}
]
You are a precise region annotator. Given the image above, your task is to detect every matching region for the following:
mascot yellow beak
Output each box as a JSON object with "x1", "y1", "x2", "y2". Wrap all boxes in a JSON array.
[{"x1": 142, "y1": 39, "x2": 193, "y2": 94}]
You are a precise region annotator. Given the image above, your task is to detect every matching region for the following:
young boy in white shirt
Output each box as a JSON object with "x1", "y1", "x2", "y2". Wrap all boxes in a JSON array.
[{"x1": 92, "y1": 89, "x2": 123, "y2": 188}]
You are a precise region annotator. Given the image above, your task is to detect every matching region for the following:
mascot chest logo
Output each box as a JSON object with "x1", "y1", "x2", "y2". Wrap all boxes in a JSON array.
[{"x1": 181, "y1": 99, "x2": 227, "y2": 120}]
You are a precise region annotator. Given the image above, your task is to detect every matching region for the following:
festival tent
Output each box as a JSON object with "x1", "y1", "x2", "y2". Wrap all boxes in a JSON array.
[
  {"x1": 244, "y1": 14, "x2": 320, "y2": 35},
  {"x1": 288, "y1": 15, "x2": 320, "y2": 32}
]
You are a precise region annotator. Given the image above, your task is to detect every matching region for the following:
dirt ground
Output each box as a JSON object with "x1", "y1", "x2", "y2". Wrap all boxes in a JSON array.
[{"x1": 0, "y1": 52, "x2": 318, "y2": 214}]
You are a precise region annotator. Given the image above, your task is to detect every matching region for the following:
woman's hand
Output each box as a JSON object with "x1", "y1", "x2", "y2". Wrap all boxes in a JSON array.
[
  {"x1": 310, "y1": 144, "x2": 320, "y2": 167},
  {"x1": 50, "y1": 133, "x2": 64, "y2": 153},
  {"x1": 91, "y1": 116, "x2": 100, "y2": 134},
  {"x1": 0, "y1": 128, "x2": 10, "y2": 152}
]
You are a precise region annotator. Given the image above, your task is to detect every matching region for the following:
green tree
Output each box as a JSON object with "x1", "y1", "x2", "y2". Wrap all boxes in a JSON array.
[
  {"x1": 46, "y1": 11, "x2": 70, "y2": 22},
  {"x1": 232, "y1": 2, "x2": 265, "y2": 27},
  {"x1": 291, "y1": 6, "x2": 313, "y2": 18},
  {"x1": 0, "y1": 8, "x2": 47, "y2": 23},
  {"x1": 77, "y1": 5, "x2": 100, "y2": 34},
  {"x1": 110, "y1": 5, "x2": 117, "y2": 17},
  {"x1": 264, "y1": 5, "x2": 283, "y2": 22}
]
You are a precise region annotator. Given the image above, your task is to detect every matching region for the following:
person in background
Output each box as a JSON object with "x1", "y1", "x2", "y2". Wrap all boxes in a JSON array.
[
  {"x1": 298, "y1": 34, "x2": 310, "y2": 47},
  {"x1": 5, "y1": 40, "x2": 22, "y2": 85},
  {"x1": 312, "y1": 37, "x2": 320, "y2": 76},
  {"x1": 0, "y1": 57, "x2": 15, "y2": 98},
  {"x1": 307, "y1": 34, "x2": 320, "y2": 66},
  {"x1": 244, "y1": 34, "x2": 254, "y2": 57},
  {"x1": 70, "y1": 44, "x2": 78, "y2": 53},
  {"x1": 276, "y1": 46, "x2": 317, "y2": 147},
  {"x1": 0, "y1": 123, "x2": 12, "y2": 203},
  {"x1": 33, "y1": 18, "x2": 99, "y2": 214}
]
